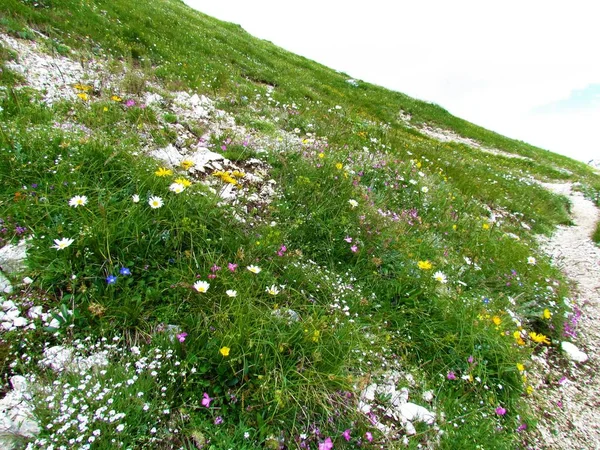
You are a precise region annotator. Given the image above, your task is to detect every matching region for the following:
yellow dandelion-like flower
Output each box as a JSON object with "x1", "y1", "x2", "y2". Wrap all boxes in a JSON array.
[
  {"x1": 516, "y1": 363, "x2": 525, "y2": 372},
  {"x1": 155, "y1": 167, "x2": 173, "y2": 177},
  {"x1": 219, "y1": 346, "x2": 230, "y2": 357},
  {"x1": 529, "y1": 332, "x2": 550, "y2": 345},
  {"x1": 482, "y1": 223, "x2": 490, "y2": 230},
  {"x1": 452, "y1": 224, "x2": 458, "y2": 230},
  {"x1": 111, "y1": 95, "x2": 122, "y2": 102},
  {"x1": 417, "y1": 260, "x2": 433, "y2": 270},
  {"x1": 336, "y1": 162, "x2": 343, "y2": 170},
  {"x1": 181, "y1": 159, "x2": 194, "y2": 170},
  {"x1": 513, "y1": 331, "x2": 525, "y2": 346},
  {"x1": 492, "y1": 316, "x2": 502, "y2": 326},
  {"x1": 77, "y1": 93, "x2": 89, "y2": 101},
  {"x1": 526, "y1": 385, "x2": 534, "y2": 395},
  {"x1": 74, "y1": 83, "x2": 92, "y2": 92},
  {"x1": 543, "y1": 309, "x2": 552, "y2": 319},
  {"x1": 175, "y1": 177, "x2": 192, "y2": 187}
]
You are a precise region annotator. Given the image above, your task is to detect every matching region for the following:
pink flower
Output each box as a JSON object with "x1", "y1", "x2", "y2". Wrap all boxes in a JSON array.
[
  {"x1": 211, "y1": 265, "x2": 221, "y2": 272},
  {"x1": 468, "y1": 355, "x2": 474, "y2": 364},
  {"x1": 208, "y1": 274, "x2": 216, "y2": 279},
  {"x1": 201, "y1": 392, "x2": 212, "y2": 408},
  {"x1": 350, "y1": 245, "x2": 358, "y2": 253},
  {"x1": 365, "y1": 431, "x2": 373, "y2": 442},
  {"x1": 342, "y1": 429, "x2": 351, "y2": 441},
  {"x1": 125, "y1": 99, "x2": 135, "y2": 107},
  {"x1": 447, "y1": 371, "x2": 456, "y2": 380},
  {"x1": 495, "y1": 406, "x2": 507, "y2": 416},
  {"x1": 177, "y1": 332, "x2": 187, "y2": 343},
  {"x1": 344, "y1": 236, "x2": 353, "y2": 243},
  {"x1": 228, "y1": 263, "x2": 238, "y2": 272},
  {"x1": 318, "y1": 437, "x2": 333, "y2": 450},
  {"x1": 214, "y1": 416, "x2": 223, "y2": 425}
]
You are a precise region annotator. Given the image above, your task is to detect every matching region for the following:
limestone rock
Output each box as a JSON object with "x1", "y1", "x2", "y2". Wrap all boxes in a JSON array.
[{"x1": 561, "y1": 341, "x2": 589, "y2": 363}]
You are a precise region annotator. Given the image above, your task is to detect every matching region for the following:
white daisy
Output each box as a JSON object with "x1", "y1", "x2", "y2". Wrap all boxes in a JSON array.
[
  {"x1": 148, "y1": 196, "x2": 163, "y2": 209},
  {"x1": 247, "y1": 265, "x2": 261, "y2": 274},
  {"x1": 193, "y1": 280, "x2": 210, "y2": 293},
  {"x1": 51, "y1": 237, "x2": 74, "y2": 250},
  {"x1": 68, "y1": 195, "x2": 88, "y2": 207}
]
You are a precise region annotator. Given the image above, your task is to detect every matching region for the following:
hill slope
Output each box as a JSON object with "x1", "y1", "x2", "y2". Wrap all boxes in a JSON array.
[{"x1": 1, "y1": 0, "x2": 599, "y2": 449}]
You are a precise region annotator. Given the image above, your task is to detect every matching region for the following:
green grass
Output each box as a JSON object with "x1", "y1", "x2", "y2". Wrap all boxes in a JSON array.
[{"x1": 0, "y1": 0, "x2": 599, "y2": 448}]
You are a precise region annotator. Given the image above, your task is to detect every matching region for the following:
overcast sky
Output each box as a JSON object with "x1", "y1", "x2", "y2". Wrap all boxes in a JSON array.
[{"x1": 184, "y1": 0, "x2": 599, "y2": 163}]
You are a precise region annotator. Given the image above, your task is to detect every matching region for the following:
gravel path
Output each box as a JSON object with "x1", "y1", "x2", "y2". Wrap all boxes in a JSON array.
[{"x1": 531, "y1": 183, "x2": 600, "y2": 449}]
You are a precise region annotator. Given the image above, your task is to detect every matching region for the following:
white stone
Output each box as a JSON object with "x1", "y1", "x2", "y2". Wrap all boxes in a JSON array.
[
  {"x1": 149, "y1": 144, "x2": 182, "y2": 167},
  {"x1": 0, "y1": 240, "x2": 28, "y2": 274},
  {"x1": 41, "y1": 345, "x2": 75, "y2": 372},
  {"x1": 422, "y1": 390, "x2": 434, "y2": 402},
  {"x1": 27, "y1": 306, "x2": 43, "y2": 320},
  {"x1": 187, "y1": 147, "x2": 224, "y2": 173},
  {"x1": 561, "y1": 341, "x2": 589, "y2": 363},
  {"x1": 12, "y1": 317, "x2": 27, "y2": 327},
  {"x1": 398, "y1": 402, "x2": 435, "y2": 425},
  {"x1": 22, "y1": 277, "x2": 33, "y2": 285},
  {"x1": 2, "y1": 300, "x2": 16, "y2": 311},
  {"x1": 0, "y1": 375, "x2": 40, "y2": 448},
  {"x1": 0, "y1": 273, "x2": 12, "y2": 294}
]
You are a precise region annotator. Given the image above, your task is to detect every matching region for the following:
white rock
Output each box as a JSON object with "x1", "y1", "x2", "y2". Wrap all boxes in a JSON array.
[
  {"x1": 398, "y1": 402, "x2": 435, "y2": 425},
  {"x1": 0, "y1": 240, "x2": 28, "y2": 273},
  {"x1": 0, "y1": 273, "x2": 12, "y2": 294},
  {"x1": 27, "y1": 306, "x2": 43, "y2": 319},
  {"x1": 422, "y1": 390, "x2": 434, "y2": 402},
  {"x1": 12, "y1": 317, "x2": 27, "y2": 327},
  {"x1": 0, "y1": 375, "x2": 40, "y2": 447},
  {"x1": 2, "y1": 300, "x2": 16, "y2": 311},
  {"x1": 149, "y1": 144, "x2": 182, "y2": 167},
  {"x1": 187, "y1": 147, "x2": 224, "y2": 172},
  {"x1": 561, "y1": 341, "x2": 589, "y2": 363},
  {"x1": 22, "y1": 277, "x2": 33, "y2": 285},
  {"x1": 41, "y1": 345, "x2": 75, "y2": 372},
  {"x1": 6, "y1": 309, "x2": 20, "y2": 320}
]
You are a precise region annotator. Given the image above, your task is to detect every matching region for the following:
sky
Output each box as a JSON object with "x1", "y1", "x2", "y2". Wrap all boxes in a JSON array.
[{"x1": 184, "y1": 0, "x2": 599, "y2": 163}]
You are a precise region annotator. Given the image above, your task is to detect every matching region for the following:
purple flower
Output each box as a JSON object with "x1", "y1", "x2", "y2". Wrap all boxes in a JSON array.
[
  {"x1": 106, "y1": 275, "x2": 117, "y2": 284},
  {"x1": 210, "y1": 264, "x2": 221, "y2": 273},
  {"x1": 125, "y1": 99, "x2": 135, "y2": 107},
  {"x1": 342, "y1": 429, "x2": 351, "y2": 441},
  {"x1": 201, "y1": 392, "x2": 212, "y2": 408},
  {"x1": 214, "y1": 416, "x2": 223, "y2": 425},
  {"x1": 177, "y1": 332, "x2": 187, "y2": 343},
  {"x1": 318, "y1": 437, "x2": 333, "y2": 450},
  {"x1": 516, "y1": 423, "x2": 527, "y2": 432},
  {"x1": 365, "y1": 431, "x2": 373, "y2": 442},
  {"x1": 468, "y1": 355, "x2": 474, "y2": 364},
  {"x1": 447, "y1": 371, "x2": 456, "y2": 380},
  {"x1": 495, "y1": 406, "x2": 507, "y2": 416},
  {"x1": 228, "y1": 263, "x2": 238, "y2": 272},
  {"x1": 120, "y1": 267, "x2": 131, "y2": 275},
  {"x1": 344, "y1": 236, "x2": 353, "y2": 243},
  {"x1": 350, "y1": 245, "x2": 358, "y2": 253}
]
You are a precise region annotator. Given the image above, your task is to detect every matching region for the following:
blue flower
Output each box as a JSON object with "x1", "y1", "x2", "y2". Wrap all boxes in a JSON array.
[
  {"x1": 119, "y1": 267, "x2": 131, "y2": 276},
  {"x1": 106, "y1": 275, "x2": 117, "y2": 284}
]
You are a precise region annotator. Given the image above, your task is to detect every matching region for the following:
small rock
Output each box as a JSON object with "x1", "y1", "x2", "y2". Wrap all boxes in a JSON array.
[
  {"x1": 561, "y1": 341, "x2": 589, "y2": 363},
  {"x1": 0, "y1": 375, "x2": 40, "y2": 448},
  {"x1": 0, "y1": 240, "x2": 28, "y2": 274},
  {"x1": 0, "y1": 273, "x2": 12, "y2": 294},
  {"x1": 398, "y1": 402, "x2": 435, "y2": 425}
]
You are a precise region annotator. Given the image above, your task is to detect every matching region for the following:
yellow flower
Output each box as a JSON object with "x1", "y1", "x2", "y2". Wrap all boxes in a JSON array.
[
  {"x1": 482, "y1": 223, "x2": 490, "y2": 230},
  {"x1": 318, "y1": 153, "x2": 325, "y2": 158},
  {"x1": 74, "y1": 83, "x2": 92, "y2": 91},
  {"x1": 529, "y1": 332, "x2": 550, "y2": 345},
  {"x1": 111, "y1": 95, "x2": 122, "y2": 102},
  {"x1": 181, "y1": 159, "x2": 194, "y2": 170},
  {"x1": 103, "y1": 106, "x2": 108, "y2": 112},
  {"x1": 175, "y1": 177, "x2": 192, "y2": 187},
  {"x1": 417, "y1": 260, "x2": 433, "y2": 270},
  {"x1": 543, "y1": 309, "x2": 552, "y2": 319},
  {"x1": 219, "y1": 346, "x2": 230, "y2": 357},
  {"x1": 452, "y1": 224, "x2": 457, "y2": 230},
  {"x1": 492, "y1": 316, "x2": 502, "y2": 326},
  {"x1": 155, "y1": 167, "x2": 173, "y2": 177},
  {"x1": 77, "y1": 93, "x2": 89, "y2": 101},
  {"x1": 526, "y1": 385, "x2": 534, "y2": 395},
  {"x1": 312, "y1": 330, "x2": 320, "y2": 342},
  {"x1": 516, "y1": 363, "x2": 525, "y2": 372},
  {"x1": 513, "y1": 331, "x2": 525, "y2": 346},
  {"x1": 335, "y1": 163, "x2": 343, "y2": 170}
]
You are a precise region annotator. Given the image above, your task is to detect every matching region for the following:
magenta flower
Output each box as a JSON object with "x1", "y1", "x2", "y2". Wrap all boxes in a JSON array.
[
  {"x1": 177, "y1": 332, "x2": 187, "y2": 343},
  {"x1": 318, "y1": 437, "x2": 333, "y2": 450},
  {"x1": 228, "y1": 263, "x2": 238, "y2": 272},
  {"x1": 124, "y1": 99, "x2": 135, "y2": 107},
  {"x1": 447, "y1": 371, "x2": 456, "y2": 380},
  {"x1": 201, "y1": 392, "x2": 212, "y2": 408},
  {"x1": 365, "y1": 431, "x2": 373, "y2": 442},
  {"x1": 342, "y1": 429, "x2": 351, "y2": 441},
  {"x1": 214, "y1": 416, "x2": 223, "y2": 425},
  {"x1": 516, "y1": 423, "x2": 527, "y2": 432},
  {"x1": 211, "y1": 265, "x2": 221, "y2": 272},
  {"x1": 468, "y1": 355, "x2": 474, "y2": 364},
  {"x1": 344, "y1": 236, "x2": 353, "y2": 243},
  {"x1": 350, "y1": 245, "x2": 358, "y2": 253},
  {"x1": 495, "y1": 406, "x2": 507, "y2": 416}
]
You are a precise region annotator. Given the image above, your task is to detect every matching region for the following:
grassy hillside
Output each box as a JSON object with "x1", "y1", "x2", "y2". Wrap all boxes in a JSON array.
[{"x1": 1, "y1": 0, "x2": 599, "y2": 449}]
